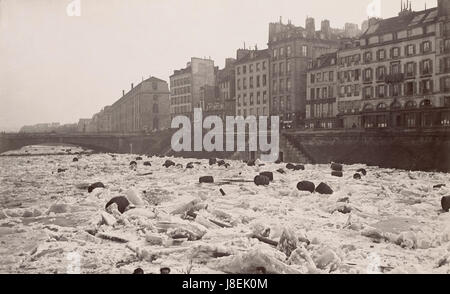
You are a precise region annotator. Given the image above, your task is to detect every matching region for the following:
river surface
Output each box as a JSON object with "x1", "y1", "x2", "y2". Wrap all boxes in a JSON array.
[{"x1": 0, "y1": 145, "x2": 450, "y2": 274}]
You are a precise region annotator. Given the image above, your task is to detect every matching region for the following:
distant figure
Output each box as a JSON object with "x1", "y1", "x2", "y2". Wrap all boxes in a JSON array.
[
  {"x1": 133, "y1": 268, "x2": 144, "y2": 274},
  {"x1": 160, "y1": 267, "x2": 171, "y2": 274}
]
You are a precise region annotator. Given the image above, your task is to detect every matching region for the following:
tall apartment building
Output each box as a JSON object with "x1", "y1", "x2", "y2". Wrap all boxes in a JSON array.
[
  {"x1": 216, "y1": 58, "x2": 236, "y2": 118},
  {"x1": 355, "y1": 3, "x2": 450, "y2": 129},
  {"x1": 170, "y1": 57, "x2": 216, "y2": 120},
  {"x1": 202, "y1": 58, "x2": 237, "y2": 119},
  {"x1": 306, "y1": 52, "x2": 339, "y2": 128},
  {"x1": 268, "y1": 18, "x2": 341, "y2": 126},
  {"x1": 110, "y1": 77, "x2": 170, "y2": 133},
  {"x1": 235, "y1": 49, "x2": 270, "y2": 117},
  {"x1": 337, "y1": 40, "x2": 363, "y2": 128}
]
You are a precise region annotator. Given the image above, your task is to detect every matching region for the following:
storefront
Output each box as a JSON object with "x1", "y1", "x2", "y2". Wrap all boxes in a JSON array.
[{"x1": 361, "y1": 103, "x2": 450, "y2": 129}]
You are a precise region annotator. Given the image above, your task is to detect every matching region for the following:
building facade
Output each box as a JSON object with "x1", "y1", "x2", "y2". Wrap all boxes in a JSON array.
[
  {"x1": 110, "y1": 77, "x2": 170, "y2": 133},
  {"x1": 353, "y1": 4, "x2": 450, "y2": 129},
  {"x1": 216, "y1": 58, "x2": 236, "y2": 118},
  {"x1": 306, "y1": 52, "x2": 339, "y2": 128},
  {"x1": 268, "y1": 18, "x2": 342, "y2": 127},
  {"x1": 170, "y1": 57, "x2": 216, "y2": 120},
  {"x1": 235, "y1": 49, "x2": 270, "y2": 117},
  {"x1": 337, "y1": 40, "x2": 363, "y2": 128}
]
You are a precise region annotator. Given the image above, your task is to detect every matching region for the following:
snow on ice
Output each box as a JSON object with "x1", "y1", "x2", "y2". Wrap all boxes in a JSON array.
[{"x1": 0, "y1": 145, "x2": 450, "y2": 274}]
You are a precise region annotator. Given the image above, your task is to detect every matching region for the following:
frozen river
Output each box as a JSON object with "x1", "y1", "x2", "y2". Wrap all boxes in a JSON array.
[{"x1": 0, "y1": 145, "x2": 450, "y2": 274}]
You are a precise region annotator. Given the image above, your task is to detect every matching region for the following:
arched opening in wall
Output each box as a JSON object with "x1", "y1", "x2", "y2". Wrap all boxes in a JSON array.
[
  {"x1": 363, "y1": 103, "x2": 374, "y2": 112},
  {"x1": 376, "y1": 103, "x2": 387, "y2": 111},
  {"x1": 419, "y1": 99, "x2": 432, "y2": 108},
  {"x1": 405, "y1": 100, "x2": 417, "y2": 109}
]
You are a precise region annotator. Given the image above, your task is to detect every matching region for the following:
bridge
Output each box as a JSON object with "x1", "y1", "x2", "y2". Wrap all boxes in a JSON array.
[{"x1": 0, "y1": 131, "x2": 174, "y2": 155}]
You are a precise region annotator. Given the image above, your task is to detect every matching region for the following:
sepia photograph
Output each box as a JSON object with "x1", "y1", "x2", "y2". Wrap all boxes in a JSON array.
[{"x1": 1, "y1": 0, "x2": 450, "y2": 281}]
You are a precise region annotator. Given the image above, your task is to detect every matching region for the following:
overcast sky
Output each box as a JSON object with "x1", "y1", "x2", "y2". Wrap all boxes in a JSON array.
[{"x1": 0, "y1": 0, "x2": 437, "y2": 131}]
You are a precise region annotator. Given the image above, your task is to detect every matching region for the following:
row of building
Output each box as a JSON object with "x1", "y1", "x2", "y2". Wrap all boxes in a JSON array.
[
  {"x1": 77, "y1": 0, "x2": 450, "y2": 133},
  {"x1": 306, "y1": 1, "x2": 450, "y2": 129}
]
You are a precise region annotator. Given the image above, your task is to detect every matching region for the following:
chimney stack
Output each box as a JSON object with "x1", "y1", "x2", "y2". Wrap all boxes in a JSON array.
[
  {"x1": 131, "y1": 83, "x2": 134, "y2": 89},
  {"x1": 122, "y1": 90, "x2": 125, "y2": 96},
  {"x1": 306, "y1": 17, "x2": 316, "y2": 38}
]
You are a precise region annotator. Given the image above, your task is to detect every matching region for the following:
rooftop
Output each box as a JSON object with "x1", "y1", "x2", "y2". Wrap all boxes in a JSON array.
[{"x1": 362, "y1": 7, "x2": 439, "y2": 37}]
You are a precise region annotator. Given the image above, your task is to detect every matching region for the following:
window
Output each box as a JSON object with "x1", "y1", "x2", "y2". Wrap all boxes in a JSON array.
[
  {"x1": 250, "y1": 93, "x2": 254, "y2": 105},
  {"x1": 363, "y1": 103, "x2": 374, "y2": 111},
  {"x1": 243, "y1": 65, "x2": 247, "y2": 74},
  {"x1": 420, "y1": 99, "x2": 432, "y2": 108},
  {"x1": 256, "y1": 76, "x2": 260, "y2": 88},
  {"x1": 363, "y1": 86, "x2": 373, "y2": 99},
  {"x1": 329, "y1": 71, "x2": 334, "y2": 82},
  {"x1": 405, "y1": 100, "x2": 417, "y2": 109},
  {"x1": 391, "y1": 47, "x2": 400, "y2": 58},
  {"x1": 405, "y1": 62, "x2": 416, "y2": 77},
  {"x1": 262, "y1": 75, "x2": 267, "y2": 86},
  {"x1": 422, "y1": 59, "x2": 432, "y2": 75},
  {"x1": 392, "y1": 83, "x2": 401, "y2": 97},
  {"x1": 377, "y1": 85, "x2": 386, "y2": 97},
  {"x1": 406, "y1": 44, "x2": 415, "y2": 56},
  {"x1": 256, "y1": 63, "x2": 260, "y2": 71},
  {"x1": 406, "y1": 113, "x2": 416, "y2": 128},
  {"x1": 364, "y1": 68, "x2": 373, "y2": 81},
  {"x1": 377, "y1": 103, "x2": 387, "y2": 110},
  {"x1": 391, "y1": 62, "x2": 400, "y2": 74},
  {"x1": 302, "y1": 45, "x2": 307, "y2": 57},
  {"x1": 273, "y1": 49, "x2": 278, "y2": 58},
  {"x1": 243, "y1": 78, "x2": 247, "y2": 89},
  {"x1": 287, "y1": 46, "x2": 291, "y2": 56},
  {"x1": 279, "y1": 62, "x2": 284, "y2": 74},
  {"x1": 257, "y1": 92, "x2": 261, "y2": 104},
  {"x1": 422, "y1": 41, "x2": 431, "y2": 53},
  {"x1": 377, "y1": 49, "x2": 386, "y2": 60},
  {"x1": 287, "y1": 62, "x2": 291, "y2": 73},
  {"x1": 262, "y1": 61, "x2": 267, "y2": 70},
  {"x1": 310, "y1": 88, "x2": 315, "y2": 100},
  {"x1": 442, "y1": 77, "x2": 450, "y2": 92},
  {"x1": 237, "y1": 67, "x2": 241, "y2": 75},
  {"x1": 420, "y1": 79, "x2": 433, "y2": 94},
  {"x1": 287, "y1": 79, "x2": 291, "y2": 91},
  {"x1": 444, "y1": 39, "x2": 450, "y2": 53},
  {"x1": 364, "y1": 51, "x2": 372, "y2": 63},
  {"x1": 405, "y1": 81, "x2": 415, "y2": 95},
  {"x1": 376, "y1": 66, "x2": 386, "y2": 80},
  {"x1": 280, "y1": 47, "x2": 284, "y2": 56},
  {"x1": 322, "y1": 87, "x2": 328, "y2": 98},
  {"x1": 249, "y1": 64, "x2": 254, "y2": 73},
  {"x1": 249, "y1": 77, "x2": 254, "y2": 88}
]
